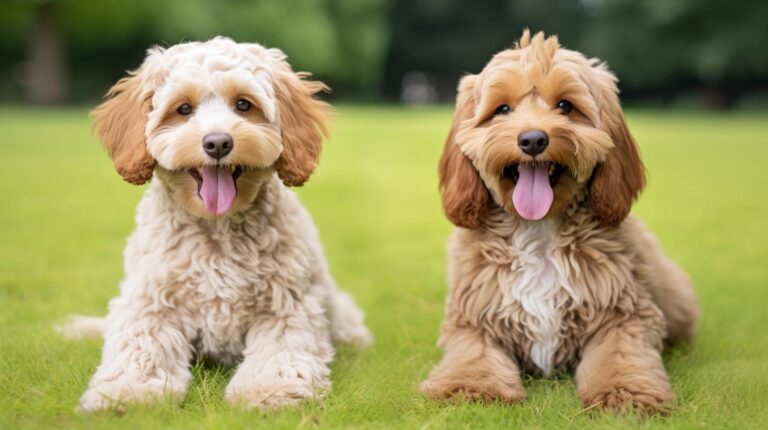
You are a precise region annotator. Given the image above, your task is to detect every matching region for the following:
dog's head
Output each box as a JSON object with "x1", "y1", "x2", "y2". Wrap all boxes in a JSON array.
[
  {"x1": 439, "y1": 30, "x2": 645, "y2": 229},
  {"x1": 92, "y1": 37, "x2": 330, "y2": 218}
]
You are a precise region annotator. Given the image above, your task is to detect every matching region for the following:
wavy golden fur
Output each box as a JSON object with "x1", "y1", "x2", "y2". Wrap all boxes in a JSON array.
[
  {"x1": 91, "y1": 72, "x2": 156, "y2": 185},
  {"x1": 424, "y1": 30, "x2": 699, "y2": 414},
  {"x1": 273, "y1": 72, "x2": 330, "y2": 186}
]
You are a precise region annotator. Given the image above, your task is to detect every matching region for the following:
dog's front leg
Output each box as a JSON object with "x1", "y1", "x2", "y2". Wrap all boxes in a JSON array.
[
  {"x1": 575, "y1": 315, "x2": 673, "y2": 414},
  {"x1": 225, "y1": 295, "x2": 334, "y2": 410},
  {"x1": 420, "y1": 325, "x2": 527, "y2": 402},
  {"x1": 77, "y1": 301, "x2": 192, "y2": 413}
]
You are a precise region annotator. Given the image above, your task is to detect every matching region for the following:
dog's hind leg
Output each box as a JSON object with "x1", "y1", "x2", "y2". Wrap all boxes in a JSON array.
[
  {"x1": 647, "y1": 256, "x2": 699, "y2": 344},
  {"x1": 55, "y1": 315, "x2": 106, "y2": 340},
  {"x1": 305, "y1": 224, "x2": 372, "y2": 348},
  {"x1": 328, "y1": 288, "x2": 373, "y2": 348},
  {"x1": 629, "y1": 218, "x2": 700, "y2": 344}
]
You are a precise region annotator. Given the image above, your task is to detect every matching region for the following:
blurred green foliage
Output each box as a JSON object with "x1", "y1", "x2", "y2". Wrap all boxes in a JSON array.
[
  {"x1": 384, "y1": 0, "x2": 768, "y2": 105},
  {"x1": 586, "y1": 0, "x2": 768, "y2": 104},
  {"x1": 0, "y1": 0, "x2": 388, "y2": 102},
  {"x1": 383, "y1": 0, "x2": 589, "y2": 98},
  {"x1": 0, "y1": 0, "x2": 766, "y2": 105}
]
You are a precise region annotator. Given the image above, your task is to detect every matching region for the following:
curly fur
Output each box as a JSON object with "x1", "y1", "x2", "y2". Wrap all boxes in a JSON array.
[
  {"x1": 423, "y1": 30, "x2": 699, "y2": 414},
  {"x1": 59, "y1": 37, "x2": 371, "y2": 413}
]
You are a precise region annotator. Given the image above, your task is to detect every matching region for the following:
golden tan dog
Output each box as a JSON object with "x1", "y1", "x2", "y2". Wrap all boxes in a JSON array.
[{"x1": 421, "y1": 30, "x2": 699, "y2": 413}]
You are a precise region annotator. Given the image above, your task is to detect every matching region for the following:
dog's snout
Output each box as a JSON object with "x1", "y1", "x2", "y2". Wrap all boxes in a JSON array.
[
  {"x1": 202, "y1": 133, "x2": 234, "y2": 160},
  {"x1": 517, "y1": 130, "x2": 549, "y2": 156}
]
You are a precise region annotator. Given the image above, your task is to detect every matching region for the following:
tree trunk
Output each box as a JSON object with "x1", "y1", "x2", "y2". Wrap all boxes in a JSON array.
[{"x1": 27, "y1": 2, "x2": 68, "y2": 105}]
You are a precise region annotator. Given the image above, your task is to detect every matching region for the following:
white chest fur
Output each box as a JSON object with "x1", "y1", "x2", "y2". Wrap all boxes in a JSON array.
[{"x1": 497, "y1": 220, "x2": 576, "y2": 375}]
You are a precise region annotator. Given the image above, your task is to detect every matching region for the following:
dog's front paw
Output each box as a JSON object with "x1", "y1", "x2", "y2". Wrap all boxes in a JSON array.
[
  {"x1": 420, "y1": 375, "x2": 527, "y2": 403},
  {"x1": 225, "y1": 375, "x2": 321, "y2": 410},
  {"x1": 225, "y1": 355, "x2": 331, "y2": 410},
  {"x1": 581, "y1": 384, "x2": 673, "y2": 415},
  {"x1": 77, "y1": 379, "x2": 183, "y2": 413}
]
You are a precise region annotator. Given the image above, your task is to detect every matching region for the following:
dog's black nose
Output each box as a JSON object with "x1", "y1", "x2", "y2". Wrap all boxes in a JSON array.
[
  {"x1": 518, "y1": 129, "x2": 549, "y2": 156},
  {"x1": 202, "y1": 133, "x2": 233, "y2": 160}
]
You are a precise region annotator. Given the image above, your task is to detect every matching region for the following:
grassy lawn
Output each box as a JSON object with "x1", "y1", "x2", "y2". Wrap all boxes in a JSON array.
[{"x1": 1, "y1": 105, "x2": 767, "y2": 429}]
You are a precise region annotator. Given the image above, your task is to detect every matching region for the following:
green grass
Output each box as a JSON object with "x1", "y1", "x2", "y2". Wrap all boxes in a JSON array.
[{"x1": 1, "y1": 105, "x2": 767, "y2": 429}]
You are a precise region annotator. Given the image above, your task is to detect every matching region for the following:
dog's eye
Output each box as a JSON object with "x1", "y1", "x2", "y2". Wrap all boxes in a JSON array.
[
  {"x1": 235, "y1": 99, "x2": 251, "y2": 112},
  {"x1": 494, "y1": 104, "x2": 511, "y2": 116},
  {"x1": 556, "y1": 100, "x2": 573, "y2": 114},
  {"x1": 177, "y1": 103, "x2": 193, "y2": 116}
]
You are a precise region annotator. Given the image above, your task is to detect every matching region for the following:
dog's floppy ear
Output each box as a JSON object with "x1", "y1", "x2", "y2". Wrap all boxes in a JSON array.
[
  {"x1": 91, "y1": 71, "x2": 156, "y2": 185},
  {"x1": 589, "y1": 93, "x2": 646, "y2": 227},
  {"x1": 273, "y1": 68, "x2": 331, "y2": 187},
  {"x1": 439, "y1": 75, "x2": 488, "y2": 229}
]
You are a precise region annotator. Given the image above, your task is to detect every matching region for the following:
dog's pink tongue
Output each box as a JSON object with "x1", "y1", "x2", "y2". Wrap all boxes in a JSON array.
[
  {"x1": 512, "y1": 163, "x2": 553, "y2": 220},
  {"x1": 199, "y1": 166, "x2": 236, "y2": 215}
]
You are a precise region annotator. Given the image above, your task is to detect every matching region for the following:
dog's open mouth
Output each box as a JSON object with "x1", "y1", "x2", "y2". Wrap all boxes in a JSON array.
[
  {"x1": 188, "y1": 166, "x2": 243, "y2": 215},
  {"x1": 501, "y1": 161, "x2": 565, "y2": 221},
  {"x1": 502, "y1": 162, "x2": 565, "y2": 187}
]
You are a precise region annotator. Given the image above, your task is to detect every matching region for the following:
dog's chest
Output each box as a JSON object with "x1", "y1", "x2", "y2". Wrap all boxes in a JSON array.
[
  {"x1": 189, "y1": 261, "x2": 259, "y2": 361},
  {"x1": 496, "y1": 221, "x2": 576, "y2": 375},
  {"x1": 172, "y1": 228, "x2": 274, "y2": 363}
]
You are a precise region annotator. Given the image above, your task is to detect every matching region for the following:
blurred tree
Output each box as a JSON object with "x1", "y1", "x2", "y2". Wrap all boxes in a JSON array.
[
  {"x1": 584, "y1": 0, "x2": 768, "y2": 106},
  {"x1": 1, "y1": 0, "x2": 766, "y2": 105},
  {"x1": 0, "y1": 0, "x2": 389, "y2": 103},
  {"x1": 383, "y1": 0, "x2": 588, "y2": 101},
  {"x1": 27, "y1": 1, "x2": 68, "y2": 104},
  {"x1": 383, "y1": 0, "x2": 768, "y2": 106},
  {"x1": 328, "y1": 0, "x2": 389, "y2": 97}
]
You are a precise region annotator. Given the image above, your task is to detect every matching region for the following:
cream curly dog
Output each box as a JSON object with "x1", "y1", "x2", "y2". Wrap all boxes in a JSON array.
[
  {"x1": 59, "y1": 37, "x2": 372, "y2": 412},
  {"x1": 420, "y1": 31, "x2": 699, "y2": 413}
]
